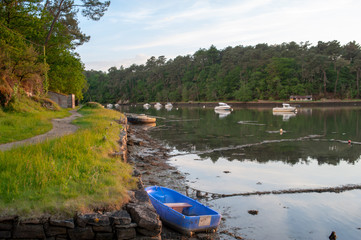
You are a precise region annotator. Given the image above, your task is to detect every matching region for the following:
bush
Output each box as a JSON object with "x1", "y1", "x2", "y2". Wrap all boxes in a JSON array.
[{"x1": 83, "y1": 102, "x2": 104, "y2": 109}]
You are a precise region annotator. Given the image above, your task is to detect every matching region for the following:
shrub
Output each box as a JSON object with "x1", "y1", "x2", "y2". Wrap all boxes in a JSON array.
[{"x1": 83, "y1": 102, "x2": 104, "y2": 109}]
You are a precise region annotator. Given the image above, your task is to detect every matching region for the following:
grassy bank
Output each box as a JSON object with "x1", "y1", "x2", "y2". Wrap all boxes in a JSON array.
[
  {"x1": 0, "y1": 95, "x2": 70, "y2": 144},
  {"x1": 0, "y1": 102, "x2": 136, "y2": 217}
]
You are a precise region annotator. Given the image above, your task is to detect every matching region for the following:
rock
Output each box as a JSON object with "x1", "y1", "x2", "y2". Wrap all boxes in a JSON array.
[
  {"x1": 0, "y1": 231, "x2": 11, "y2": 238},
  {"x1": 95, "y1": 232, "x2": 114, "y2": 240},
  {"x1": 49, "y1": 219, "x2": 75, "y2": 228},
  {"x1": 136, "y1": 227, "x2": 161, "y2": 237},
  {"x1": 115, "y1": 223, "x2": 137, "y2": 229},
  {"x1": 13, "y1": 224, "x2": 46, "y2": 239},
  {"x1": 197, "y1": 233, "x2": 213, "y2": 239},
  {"x1": 21, "y1": 217, "x2": 49, "y2": 224},
  {"x1": 92, "y1": 225, "x2": 113, "y2": 232},
  {"x1": 0, "y1": 216, "x2": 17, "y2": 222},
  {"x1": 107, "y1": 210, "x2": 132, "y2": 225},
  {"x1": 134, "y1": 236, "x2": 161, "y2": 240},
  {"x1": 133, "y1": 190, "x2": 151, "y2": 203},
  {"x1": 126, "y1": 203, "x2": 161, "y2": 233},
  {"x1": 329, "y1": 231, "x2": 337, "y2": 240},
  {"x1": 116, "y1": 228, "x2": 136, "y2": 240},
  {"x1": 55, "y1": 234, "x2": 68, "y2": 240},
  {"x1": 68, "y1": 227, "x2": 94, "y2": 240},
  {"x1": 76, "y1": 214, "x2": 110, "y2": 227},
  {"x1": 248, "y1": 210, "x2": 259, "y2": 215},
  {"x1": 45, "y1": 226, "x2": 67, "y2": 236},
  {"x1": 0, "y1": 223, "x2": 12, "y2": 230}
]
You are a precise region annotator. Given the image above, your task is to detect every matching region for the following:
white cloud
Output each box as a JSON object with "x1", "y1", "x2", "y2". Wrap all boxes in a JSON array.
[
  {"x1": 78, "y1": 0, "x2": 361, "y2": 70},
  {"x1": 83, "y1": 54, "x2": 149, "y2": 71}
]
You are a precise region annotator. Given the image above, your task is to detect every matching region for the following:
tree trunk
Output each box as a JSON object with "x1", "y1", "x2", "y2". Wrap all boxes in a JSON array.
[
  {"x1": 357, "y1": 69, "x2": 360, "y2": 98},
  {"x1": 334, "y1": 69, "x2": 339, "y2": 94},
  {"x1": 44, "y1": 0, "x2": 65, "y2": 46},
  {"x1": 323, "y1": 69, "x2": 327, "y2": 94}
]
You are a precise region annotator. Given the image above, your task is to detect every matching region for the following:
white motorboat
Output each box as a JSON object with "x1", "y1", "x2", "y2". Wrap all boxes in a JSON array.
[
  {"x1": 154, "y1": 102, "x2": 162, "y2": 110},
  {"x1": 214, "y1": 102, "x2": 232, "y2": 111},
  {"x1": 272, "y1": 103, "x2": 297, "y2": 112},
  {"x1": 143, "y1": 103, "x2": 151, "y2": 109},
  {"x1": 165, "y1": 102, "x2": 173, "y2": 110}
]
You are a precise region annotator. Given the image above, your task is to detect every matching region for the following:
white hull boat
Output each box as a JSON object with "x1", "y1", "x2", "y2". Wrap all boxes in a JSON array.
[
  {"x1": 272, "y1": 103, "x2": 297, "y2": 112},
  {"x1": 214, "y1": 102, "x2": 232, "y2": 111}
]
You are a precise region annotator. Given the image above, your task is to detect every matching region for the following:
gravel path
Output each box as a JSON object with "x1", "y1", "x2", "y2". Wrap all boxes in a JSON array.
[{"x1": 0, "y1": 109, "x2": 81, "y2": 151}]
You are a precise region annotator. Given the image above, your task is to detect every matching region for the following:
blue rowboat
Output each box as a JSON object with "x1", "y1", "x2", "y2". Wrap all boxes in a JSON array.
[{"x1": 145, "y1": 186, "x2": 221, "y2": 236}]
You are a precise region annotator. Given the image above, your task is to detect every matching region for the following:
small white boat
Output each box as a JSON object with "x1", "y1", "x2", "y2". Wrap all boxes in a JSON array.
[
  {"x1": 154, "y1": 102, "x2": 162, "y2": 110},
  {"x1": 143, "y1": 103, "x2": 151, "y2": 109},
  {"x1": 272, "y1": 103, "x2": 297, "y2": 112},
  {"x1": 165, "y1": 102, "x2": 173, "y2": 110},
  {"x1": 214, "y1": 102, "x2": 232, "y2": 111}
]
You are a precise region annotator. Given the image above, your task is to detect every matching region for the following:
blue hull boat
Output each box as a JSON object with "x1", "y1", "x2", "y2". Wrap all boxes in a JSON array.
[{"x1": 145, "y1": 186, "x2": 221, "y2": 236}]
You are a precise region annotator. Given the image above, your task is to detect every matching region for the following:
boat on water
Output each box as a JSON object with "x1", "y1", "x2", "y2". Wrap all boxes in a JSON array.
[
  {"x1": 272, "y1": 103, "x2": 297, "y2": 112},
  {"x1": 145, "y1": 186, "x2": 221, "y2": 236},
  {"x1": 143, "y1": 103, "x2": 151, "y2": 109},
  {"x1": 165, "y1": 102, "x2": 173, "y2": 110},
  {"x1": 214, "y1": 102, "x2": 232, "y2": 111},
  {"x1": 154, "y1": 102, "x2": 162, "y2": 110},
  {"x1": 126, "y1": 114, "x2": 156, "y2": 124}
]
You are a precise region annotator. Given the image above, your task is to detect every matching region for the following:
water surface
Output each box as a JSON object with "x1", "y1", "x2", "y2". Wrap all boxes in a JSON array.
[{"x1": 122, "y1": 105, "x2": 361, "y2": 239}]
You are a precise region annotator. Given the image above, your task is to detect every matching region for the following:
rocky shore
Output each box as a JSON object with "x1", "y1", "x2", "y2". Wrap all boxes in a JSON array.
[
  {"x1": 126, "y1": 124, "x2": 222, "y2": 240},
  {"x1": 0, "y1": 116, "x2": 221, "y2": 240}
]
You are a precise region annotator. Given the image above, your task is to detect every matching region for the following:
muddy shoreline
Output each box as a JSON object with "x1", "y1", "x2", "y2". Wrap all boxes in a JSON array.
[{"x1": 127, "y1": 124, "x2": 223, "y2": 240}]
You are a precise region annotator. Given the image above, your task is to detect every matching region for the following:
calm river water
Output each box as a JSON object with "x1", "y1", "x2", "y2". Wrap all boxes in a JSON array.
[{"x1": 123, "y1": 105, "x2": 361, "y2": 240}]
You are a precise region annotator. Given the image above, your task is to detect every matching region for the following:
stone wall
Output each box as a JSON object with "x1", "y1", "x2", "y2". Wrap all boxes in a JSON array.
[
  {"x1": 0, "y1": 188, "x2": 161, "y2": 240},
  {"x1": 48, "y1": 91, "x2": 75, "y2": 108}
]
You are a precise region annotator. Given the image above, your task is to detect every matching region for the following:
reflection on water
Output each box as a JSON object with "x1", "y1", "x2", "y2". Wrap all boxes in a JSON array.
[
  {"x1": 272, "y1": 111, "x2": 297, "y2": 121},
  {"x1": 122, "y1": 106, "x2": 361, "y2": 239}
]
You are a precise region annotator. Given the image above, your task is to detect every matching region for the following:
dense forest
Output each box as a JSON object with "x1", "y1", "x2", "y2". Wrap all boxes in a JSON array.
[
  {"x1": 84, "y1": 41, "x2": 361, "y2": 103},
  {"x1": 0, "y1": 0, "x2": 109, "y2": 107}
]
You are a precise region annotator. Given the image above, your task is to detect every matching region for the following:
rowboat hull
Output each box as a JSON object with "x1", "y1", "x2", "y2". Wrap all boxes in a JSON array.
[
  {"x1": 127, "y1": 114, "x2": 156, "y2": 124},
  {"x1": 145, "y1": 186, "x2": 221, "y2": 236}
]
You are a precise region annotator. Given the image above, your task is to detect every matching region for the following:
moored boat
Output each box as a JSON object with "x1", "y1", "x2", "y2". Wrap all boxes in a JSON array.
[
  {"x1": 154, "y1": 102, "x2": 162, "y2": 110},
  {"x1": 214, "y1": 102, "x2": 232, "y2": 111},
  {"x1": 127, "y1": 114, "x2": 156, "y2": 124},
  {"x1": 165, "y1": 102, "x2": 173, "y2": 110},
  {"x1": 145, "y1": 186, "x2": 221, "y2": 236},
  {"x1": 272, "y1": 103, "x2": 297, "y2": 112},
  {"x1": 143, "y1": 103, "x2": 151, "y2": 109}
]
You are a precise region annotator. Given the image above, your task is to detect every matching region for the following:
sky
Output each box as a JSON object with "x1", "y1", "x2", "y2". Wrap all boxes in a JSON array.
[{"x1": 77, "y1": 0, "x2": 361, "y2": 71}]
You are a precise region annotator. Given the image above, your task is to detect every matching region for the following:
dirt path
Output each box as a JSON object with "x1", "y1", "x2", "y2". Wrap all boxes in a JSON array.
[{"x1": 0, "y1": 109, "x2": 82, "y2": 151}]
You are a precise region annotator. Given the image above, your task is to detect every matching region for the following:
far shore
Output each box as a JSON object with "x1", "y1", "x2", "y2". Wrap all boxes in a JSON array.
[{"x1": 123, "y1": 100, "x2": 361, "y2": 108}]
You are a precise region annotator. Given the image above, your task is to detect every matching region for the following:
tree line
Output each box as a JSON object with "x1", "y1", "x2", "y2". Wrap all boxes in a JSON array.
[
  {"x1": 84, "y1": 41, "x2": 361, "y2": 103},
  {"x1": 0, "y1": 0, "x2": 110, "y2": 107}
]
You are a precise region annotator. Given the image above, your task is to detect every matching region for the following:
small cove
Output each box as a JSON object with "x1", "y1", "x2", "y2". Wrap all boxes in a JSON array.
[{"x1": 122, "y1": 105, "x2": 361, "y2": 239}]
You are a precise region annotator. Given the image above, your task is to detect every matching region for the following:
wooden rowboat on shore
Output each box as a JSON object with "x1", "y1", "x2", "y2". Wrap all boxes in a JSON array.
[
  {"x1": 126, "y1": 114, "x2": 156, "y2": 124},
  {"x1": 145, "y1": 186, "x2": 221, "y2": 236}
]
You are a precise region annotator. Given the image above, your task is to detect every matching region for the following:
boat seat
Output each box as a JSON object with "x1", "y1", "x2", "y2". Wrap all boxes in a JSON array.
[{"x1": 164, "y1": 203, "x2": 192, "y2": 213}]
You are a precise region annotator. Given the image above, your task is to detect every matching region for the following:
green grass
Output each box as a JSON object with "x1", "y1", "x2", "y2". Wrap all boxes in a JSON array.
[
  {"x1": 0, "y1": 95, "x2": 70, "y2": 144},
  {"x1": 0, "y1": 102, "x2": 136, "y2": 217}
]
